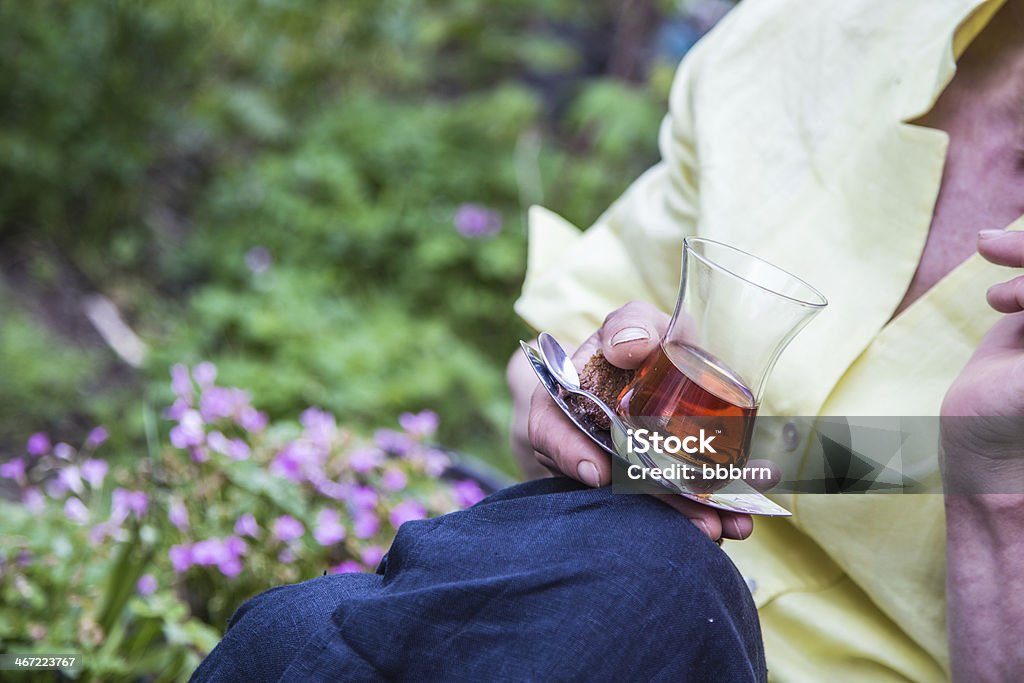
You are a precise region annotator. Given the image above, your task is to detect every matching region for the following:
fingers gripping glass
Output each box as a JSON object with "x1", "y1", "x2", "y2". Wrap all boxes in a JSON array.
[{"x1": 523, "y1": 238, "x2": 826, "y2": 516}]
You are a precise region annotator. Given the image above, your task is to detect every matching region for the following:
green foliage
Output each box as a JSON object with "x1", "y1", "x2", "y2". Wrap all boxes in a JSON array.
[
  {"x1": 0, "y1": 1, "x2": 204, "y2": 262},
  {"x1": 0, "y1": 1, "x2": 666, "y2": 467},
  {"x1": 149, "y1": 275, "x2": 512, "y2": 449},
  {"x1": 145, "y1": 88, "x2": 543, "y2": 454},
  {"x1": 0, "y1": 289, "x2": 107, "y2": 441},
  {"x1": 0, "y1": 485, "x2": 216, "y2": 682},
  {"x1": 0, "y1": 372, "x2": 484, "y2": 681},
  {"x1": 0, "y1": 0, "x2": 679, "y2": 677}
]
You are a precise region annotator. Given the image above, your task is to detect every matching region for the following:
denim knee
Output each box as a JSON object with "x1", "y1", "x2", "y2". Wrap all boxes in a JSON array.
[
  {"x1": 192, "y1": 574, "x2": 380, "y2": 682},
  {"x1": 579, "y1": 489, "x2": 765, "y2": 678}
]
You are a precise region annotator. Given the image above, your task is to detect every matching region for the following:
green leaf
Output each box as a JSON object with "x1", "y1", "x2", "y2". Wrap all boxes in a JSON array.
[{"x1": 226, "y1": 459, "x2": 306, "y2": 518}]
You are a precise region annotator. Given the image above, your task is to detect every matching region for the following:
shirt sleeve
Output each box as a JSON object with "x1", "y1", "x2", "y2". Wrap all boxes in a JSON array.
[{"x1": 513, "y1": 53, "x2": 704, "y2": 347}]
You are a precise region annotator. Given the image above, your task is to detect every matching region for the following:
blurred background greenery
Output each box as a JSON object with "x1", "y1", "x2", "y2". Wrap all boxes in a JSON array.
[
  {"x1": 0, "y1": 0, "x2": 738, "y2": 677},
  {"x1": 0, "y1": 0, "x2": 730, "y2": 470}
]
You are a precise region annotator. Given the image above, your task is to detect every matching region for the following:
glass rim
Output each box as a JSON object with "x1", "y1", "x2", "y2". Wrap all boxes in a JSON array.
[{"x1": 683, "y1": 237, "x2": 828, "y2": 309}]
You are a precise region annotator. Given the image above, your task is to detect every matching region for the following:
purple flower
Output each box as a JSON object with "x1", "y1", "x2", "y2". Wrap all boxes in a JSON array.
[
  {"x1": 198, "y1": 536, "x2": 247, "y2": 577},
  {"x1": 278, "y1": 548, "x2": 296, "y2": 564},
  {"x1": 218, "y1": 558, "x2": 243, "y2": 577},
  {"x1": 228, "y1": 439, "x2": 251, "y2": 461},
  {"x1": 219, "y1": 556, "x2": 243, "y2": 577},
  {"x1": 44, "y1": 477, "x2": 68, "y2": 499},
  {"x1": 200, "y1": 387, "x2": 244, "y2": 422},
  {"x1": 0, "y1": 458, "x2": 26, "y2": 484},
  {"x1": 353, "y1": 509, "x2": 380, "y2": 539},
  {"x1": 270, "y1": 448, "x2": 304, "y2": 482},
  {"x1": 272, "y1": 515, "x2": 305, "y2": 542},
  {"x1": 137, "y1": 574, "x2": 157, "y2": 595},
  {"x1": 225, "y1": 535, "x2": 248, "y2": 557},
  {"x1": 165, "y1": 398, "x2": 191, "y2": 421},
  {"x1": 169, "y1": 544, "x2": 193, "y2": 573},
  {"x1": 301, "y1": 408, "x2": 336, "y2": 448},
  {"x1": 234, "y1": 513, "x2": 260, "y2": 538},
  {"x1": 190, "y1": 446, "x2": 209, "y2": 463},
  {"x1": 422, "y1": 448, "x2": 450, "y2": 476},
  {"x1": 169, "y1": 410, "x2": 205, "y2": 449},
  {"x1": 218, "y1": 556, "x2": 242, "y2": 577},
  {"x1": 193, "y1": 361, "x2": 217, "y2": 387},
  {"x1": 112, "y1": 488, "x2": 149, "y2": 521},
  {"x1": 26, "y1": 432, "x2": 50, "y2": 456},
  {"x1": 168, "y1": 427, "x2": 188, "y2": 448},
  {"x1": 314, "y1": 478, "x2": 349, "y2": 501},
  {"x1": 374, "y1": 429, "x2": 413, "y2": 457},
  {"x1": 169, "y1": 499, "x2": 189, "y2": 531},
  {"x1": 313, "y1": 509, "x2": 347, "y2": 546},
  {"x1": 90, "y1": 520, "x2": 124, "y2": 544},
  {"x1": 399, "y1": 410, "x2": 439, "y2": 437},
  {"x1": 245, "y1": 246, "x2": 272, "y2": 275},
  {"x1": 191, "y1": 538, "x2": 224, "y2": 566},
  {"x1": 454, "y1": 203, "x2": 502, "y2": 238},
  {"x1": 86, "y1": 426, "x2": 109, "y2": 448},
  {"x1": 171, "y1": 364, "x2": 193, "y2": 400},
  {"x1": 81, "y1": 459, "x2": 108, "y2": 489},
  {"x1": 16, "y1": 550, "x2": 33, "y2": 567},
  {"x1": 382, "y1": 468, "x2": 408, "y2": 492},
  {"x1": 389, "y1": 501, "x2": 427, "y2": 528},
  {"x1": 330, "y1": 560, "x2": 363, "y2": 575},
  {"x1": 272, "y1": 439, "x2": 326, "y2": 482},
  {"x1": 64, "y1": 497, "x2": 89, "y2": 524},
  {"x1": 347, "y1": 448, "x2": 383, "y2": 474},
  {"x1": 453, "y1": 480, "x2": 486, "y2": 508},
  {"x1": 58, "y1": 466, "x2": 84, "y2": 495},
  {"x1": 351, "y1": 486, "x2": 378, "y2": 511},
  {"x1": 21, "y1": 488, "x2": 44, "y2": 514},
  {"x1": 237, "y1": 407, "x2": 268, "y2": 433},
  {"x1": 361, "y1": 545, "x2": 385, "y2": 568},
  {"x1": 206, "y1": 430, "x2": 230, "y2": 455},
  {"x1": 53, "y1": 442, "x2": 74, "y2": 460},
  {"x1": 205, "y1": 432, "x2": 249, "y2": 461}
]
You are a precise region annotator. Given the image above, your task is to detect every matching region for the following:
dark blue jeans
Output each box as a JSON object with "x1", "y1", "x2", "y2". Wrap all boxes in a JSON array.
[{"x1": 192, "y1": 478, "x2": 766, "y2": 682}]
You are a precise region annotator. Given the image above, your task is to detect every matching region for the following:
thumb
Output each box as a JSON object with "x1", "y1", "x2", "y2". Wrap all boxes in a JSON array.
[{"x1": 599, "y1": 301, "x2": 670, "y2": 369}]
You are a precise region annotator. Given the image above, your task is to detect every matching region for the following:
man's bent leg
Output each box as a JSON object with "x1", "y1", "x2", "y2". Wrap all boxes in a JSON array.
[
  {"x1": 194, "y1": 477, "x2": 766, "y2": 682},
  {"x1": 190, "y1": 573, "x2": 384, "y2": 681}
]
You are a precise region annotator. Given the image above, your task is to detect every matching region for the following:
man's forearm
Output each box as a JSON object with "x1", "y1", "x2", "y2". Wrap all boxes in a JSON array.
[{"x1": 945, "y1": 493, "x2": 1024, "y2": 681}]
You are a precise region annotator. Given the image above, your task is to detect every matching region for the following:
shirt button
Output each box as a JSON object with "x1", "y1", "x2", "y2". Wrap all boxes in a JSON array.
[{"x1": 782, "y1": 421, "x2": 800, "y2": 451}]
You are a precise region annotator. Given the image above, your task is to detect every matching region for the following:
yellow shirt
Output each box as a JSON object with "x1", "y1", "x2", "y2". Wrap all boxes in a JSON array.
[{"x1": 514, "y1": 0, "x2": 1019, "y2": 679}]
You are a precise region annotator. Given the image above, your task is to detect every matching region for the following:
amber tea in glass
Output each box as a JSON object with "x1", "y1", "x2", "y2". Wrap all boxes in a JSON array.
[{"x1": 616, "y1": 238, "x2": 826, "y2": 486}]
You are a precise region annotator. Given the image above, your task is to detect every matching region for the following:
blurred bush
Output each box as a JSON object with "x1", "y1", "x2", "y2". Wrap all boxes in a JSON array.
[
  {"x1": 0, "y1": 366, "x2": 487, "y2": 680},
  {"x1": 0, "y1": 0, "x2": 669, "y2": 465},
  {"x1": 0, "y1": 292, "x2": 99, "y2": 436},
  {"x1": 0, "y1": 0, "x2": 733, "y2": 676}
]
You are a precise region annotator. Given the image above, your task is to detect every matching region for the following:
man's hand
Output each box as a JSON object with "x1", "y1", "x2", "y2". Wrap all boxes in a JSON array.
[
  {"x1": 941, "y1": 229, "x2": 1024, "y2": 484},
  {"x1": 940, "y1": 229, "x2": 1024, "y2": 682},
  {"x1": 524, "y1": 301, "x2": 756, "y2": 542}
]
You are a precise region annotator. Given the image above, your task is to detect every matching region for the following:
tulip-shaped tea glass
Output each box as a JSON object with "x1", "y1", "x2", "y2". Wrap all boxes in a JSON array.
[{"x1": 616, "y1": 238, "x2": 827, "y2": 490}]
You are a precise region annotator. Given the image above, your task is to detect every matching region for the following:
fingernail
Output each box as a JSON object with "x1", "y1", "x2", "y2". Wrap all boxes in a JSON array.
[
  {"x1": 611, "y1": 327, "x2": 650, "y2": 346},
  {"x1": 691, "y1": 518, "x2": 712, "y2": 539},
  {"x1": 978, "y1": 229, "x2": 1009, "y2": 240},
  {"x1": 728, "y1": 518, "x2": 743, "y2": 538},
  {"x1": 577, "y1": 461, "x2": 601, "y2": 487}
]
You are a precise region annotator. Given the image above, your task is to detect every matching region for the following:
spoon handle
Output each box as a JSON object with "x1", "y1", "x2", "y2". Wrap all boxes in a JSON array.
[{"x1": 577, "y1": 388, "x2": 625, "y2": 431}]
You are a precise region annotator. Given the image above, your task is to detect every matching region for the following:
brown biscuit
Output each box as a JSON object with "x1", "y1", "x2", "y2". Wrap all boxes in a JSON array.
[{"x1": 561, "y1": 352, "x2": 636, "y2": 430}]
